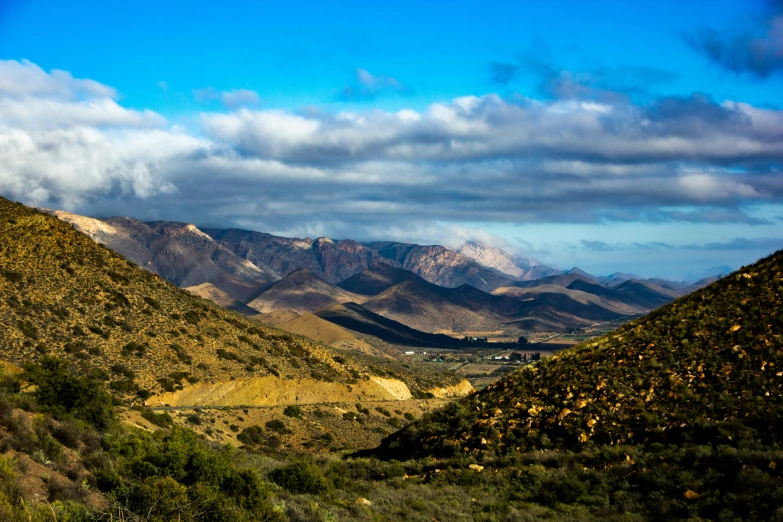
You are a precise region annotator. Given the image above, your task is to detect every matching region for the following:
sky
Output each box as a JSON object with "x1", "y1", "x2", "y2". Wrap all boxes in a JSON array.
[{"x1": 0, "y1": 0, "x2": 782, "y2": 279}]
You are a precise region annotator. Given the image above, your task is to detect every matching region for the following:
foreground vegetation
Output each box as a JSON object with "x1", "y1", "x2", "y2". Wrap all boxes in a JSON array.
[{"x1": 2, "y1": 349, "x2": 781, "y2": 521}]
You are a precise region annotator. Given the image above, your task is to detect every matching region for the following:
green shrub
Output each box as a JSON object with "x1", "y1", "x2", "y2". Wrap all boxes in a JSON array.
[
  {"x1": 22, "y1": 357, "x2": 115, "y2": 430},
  {"x1": 283, "y1": 405, "x2": 303, "y2": 418},
  {"x1": 237, "y1": 426, "x2": 264, "y2": 446},
  {"x1": 141, "y1": 409, "x2": 174, "y2": 428},
  {"x1": 265, "y1": 419, "x2": 289, "y2": 434},
  {"x1": 269, "y1": 461, "x2": 329, "y2": 495}
]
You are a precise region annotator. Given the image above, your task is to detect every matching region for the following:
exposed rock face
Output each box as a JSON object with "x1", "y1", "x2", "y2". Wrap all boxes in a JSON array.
[
  {"x1": 146, "y1": 375, "x2": 414, "y2": 407},
  {"x1": 457, "y1": 241, "x2": 560, "y2": 281},
  {"x1": 368, "y1": 242, "x2": 516, "y2": 292},
  {"x1": 312, "y1": 237, "x2": 396, "y2": 283},
  {"x1": 427, "y1": 379, "x2": 475, "y2": 398},
  {"x1": 204, "y1": 229, "x2": 398, "y2": 284},
  {"x1": 145, "y1": 375, "x2": 473, "y2": 407}
]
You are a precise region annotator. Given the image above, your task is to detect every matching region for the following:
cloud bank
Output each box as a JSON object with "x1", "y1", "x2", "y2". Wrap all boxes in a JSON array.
[{"x1": 0, "y1": 59, "x2": 782, "y2": 250}]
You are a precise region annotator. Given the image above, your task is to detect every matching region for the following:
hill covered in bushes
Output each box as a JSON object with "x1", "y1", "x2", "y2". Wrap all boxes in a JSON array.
[{"x1": 378, "y1": 249, "x2": 783, "y2": 459}]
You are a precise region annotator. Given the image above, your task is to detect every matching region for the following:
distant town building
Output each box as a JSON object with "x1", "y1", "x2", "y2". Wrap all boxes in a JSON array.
[{"x1": 404, "y1": 351, "x2": 415, "y2": 355}]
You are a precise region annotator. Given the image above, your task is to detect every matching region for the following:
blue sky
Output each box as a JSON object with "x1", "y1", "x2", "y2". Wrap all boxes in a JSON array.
[{"x1": 0, "y1": 0, "x2": 782, "y2": 278}]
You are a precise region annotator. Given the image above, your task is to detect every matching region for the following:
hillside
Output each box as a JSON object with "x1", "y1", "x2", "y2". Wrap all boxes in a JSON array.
[
  {"x1": 52, "y1": 212, "x2": 277, "y2": 303},
  {"x1": 184, "y1": 282, "x2": 258, "y2": 315},
  {"x1": 246, "y1": 268, "x2": 367, "y2": 314},
  {"x1": 205, "y1": 228, "x2": 396, "y2": 284},
  {"x1": 362, "y1": 279, "x2": 495, "y2": 334},
  {"x1": 0, "y1": 198, "x2": 383, "y2": 399},
  {"x1": 611, "y1": 278, "x2": 681, "y2": 309},
  {"x1": 316, "y1": 303, "x2": 464, "y2": 348},
  {"x1": 337, "y1": 263, "x2": 420, "y2": 295},
  {"x1": 275, "y1": 312, "x2": 378, "y2": 354},
  {"x1": 368, "y1": 241, "x2": 516, "y2": 292},
  {"x1": 512, "y1": 271, "x2": 597, "y2": 289},
  {"x1": 376, "y1": 249, "x2": 783, "y2": 459}
]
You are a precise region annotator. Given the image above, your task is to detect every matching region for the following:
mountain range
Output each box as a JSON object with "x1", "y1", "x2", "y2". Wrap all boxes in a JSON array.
[{"x1": 45, "y1": 208, "x2": 721, "y2": 350}]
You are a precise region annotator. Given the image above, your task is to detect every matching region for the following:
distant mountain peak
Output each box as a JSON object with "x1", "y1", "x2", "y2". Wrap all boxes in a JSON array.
[
  {"x1": 456, "y1": 241, "x2": 558, "y2": 281},
  {"x1": 566, "y1": 267, "x2": 593, "y2": 278}
]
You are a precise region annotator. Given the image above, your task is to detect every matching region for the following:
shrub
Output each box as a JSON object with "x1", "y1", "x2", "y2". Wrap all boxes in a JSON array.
[
  {"x1": 265, "y1": 419, "x2": 289, "y2": 434},
  {"x1": 283, "y1": 405, "x2": 303, "y2": 418},
  {"x1": 237, "y1": 426, "x2": 264, "y2": 446},
  {"x1": 141, "y1": 409, "x2": 174, "y2": 428},
  {"x1": 22, "y1": 357, "x2": 115, "y2": 430},
  {"x1": 16, "y1": 320, "x2": 38, "y2": 339},
  {"x1": 269, "y1": 461, "x2": 329, "y2": 495}
]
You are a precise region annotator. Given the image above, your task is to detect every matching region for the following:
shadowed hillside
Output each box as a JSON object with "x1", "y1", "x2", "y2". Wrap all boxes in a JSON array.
[
  {"x1": 316, "y1": 303, "x2": 464, "y2": 348},
  {"x1": 337, "y1": 263, "x2": 421, "y2": 295}
]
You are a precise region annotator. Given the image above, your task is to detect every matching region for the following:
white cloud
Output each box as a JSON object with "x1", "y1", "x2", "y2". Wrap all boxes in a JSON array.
[
  {"x1": 0, "y1": 59, "x2": 117, "y2": 99},
  {"x1": 0, "y1": 58, "x2": 781, "y2": 240}
]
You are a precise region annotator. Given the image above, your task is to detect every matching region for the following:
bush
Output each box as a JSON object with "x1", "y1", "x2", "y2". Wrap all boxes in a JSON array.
[
  {"x1": 269, "y1": 461, "x2": 329, "y2": 495},
  {"x1": 141, "y1": 409, "x2": 174, "y2": 428},
  {"x1": 22, "y1": 357, "x2": 115, "y2": 430},
  {"x1": 283, "y1": 405, "x2": 302, "y2": 418},
  {"x1": 237, "y1": 426, "x2": 264, "y2": 446},
  {"x1": 265, "y1": 419, "x2": 289, "y2": 434}
]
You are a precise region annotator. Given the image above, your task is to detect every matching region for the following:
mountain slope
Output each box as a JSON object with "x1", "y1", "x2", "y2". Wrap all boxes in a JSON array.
[
  {"x1": 184, "y1": 282, "x2": 258, "y2": 315},
  {"x1": 512, "y1": 271, "x2": 597, "y2": 289},
  {"x1": 361, "y1": 279, "x2": 494, "y2": 333},
  {"x1": 610, "y1": 278, "x2": 680, "y2": 309},
  {"x1": 368, "y1": 241, "x2": 515, "y2": 292},
  {"x1": 0, "y1": 198, "x2": 368, "y2": 398},
  {"x1": 455, "y1": 241, "x2": 560, "y2": 280},
  {"x1": 337, "y1": 263, "x2": 421, "y2": 296},
  {"x1": 52, "y1": 212, "x2": 276, "y2": 303},
  {"x1": 315, "y1": 303, "x2": 463, "y2": 348},
  {"x1": 246, "y1": 268, "x2": 367, "y2": 314},
  {"x1": 376, "y1": 250, "x2": 783, "y2": 459},
  {"x1": 204, "y1": 228, "x2": 396, "y2": 284}
]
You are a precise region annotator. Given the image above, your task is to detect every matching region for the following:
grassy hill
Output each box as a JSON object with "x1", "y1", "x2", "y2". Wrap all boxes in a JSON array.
[
  {"x1": 377, "y1": 249, "x2": 783, "y2": 459},
  {"x1": 0, "y1": 198, "x2": 377, "y2": 399}
]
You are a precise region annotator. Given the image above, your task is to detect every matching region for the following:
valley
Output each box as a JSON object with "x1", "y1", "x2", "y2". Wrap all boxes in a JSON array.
[
  {"x1": 49, "y1": 208, "x2": 708, "y2": 366},
  {"x1": 1, "y1": 196, "x2": 777, "y2": 521}
]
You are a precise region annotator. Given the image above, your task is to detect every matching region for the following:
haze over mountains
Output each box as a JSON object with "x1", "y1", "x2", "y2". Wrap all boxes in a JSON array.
[{"x1": 47, "y1": 209, "x2": 726, "y2": 350}]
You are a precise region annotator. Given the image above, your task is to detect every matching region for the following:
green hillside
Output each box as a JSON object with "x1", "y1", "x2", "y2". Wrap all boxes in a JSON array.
[
  {"x1": 0, "y1": 197, "x2": 376, "y2": 397},
  {"x1": 378, "y1": 249, "x2": 783, "y2": 459}
]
